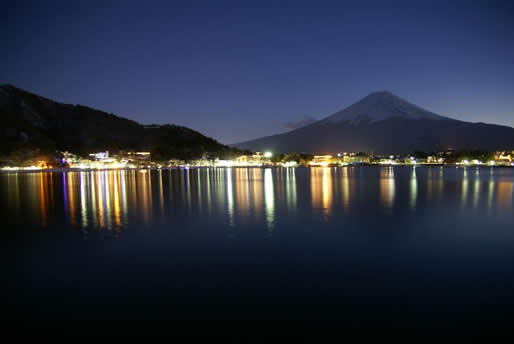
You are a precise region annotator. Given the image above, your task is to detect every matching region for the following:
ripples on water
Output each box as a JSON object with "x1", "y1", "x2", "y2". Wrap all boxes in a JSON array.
[
  {"x1": 2, "y1": 166, "x2": 514, "y2": 336},
  {"x1": 2, "y1": 166, "x2": 513, "y2": 235}
]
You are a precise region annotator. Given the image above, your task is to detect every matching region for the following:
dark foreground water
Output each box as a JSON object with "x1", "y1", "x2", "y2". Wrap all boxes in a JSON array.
[{"x1": 2, "y1": 166, "x2": 514, "y2": 336}]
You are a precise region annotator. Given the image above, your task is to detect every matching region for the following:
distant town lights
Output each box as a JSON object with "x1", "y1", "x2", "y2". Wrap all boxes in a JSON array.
[{"x1": 264, "y1": 152, "x2": 273, "y2": 158}]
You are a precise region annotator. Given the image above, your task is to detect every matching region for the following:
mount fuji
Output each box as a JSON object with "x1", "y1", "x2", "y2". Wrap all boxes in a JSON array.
[{"x1": 234, "y1": 91, "x2": 514, "y2": 154}]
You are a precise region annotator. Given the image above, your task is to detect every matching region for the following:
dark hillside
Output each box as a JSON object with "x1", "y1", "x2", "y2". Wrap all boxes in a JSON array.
[{"x1": 0, "y1": 85, "x2": 235, "y2": 164}]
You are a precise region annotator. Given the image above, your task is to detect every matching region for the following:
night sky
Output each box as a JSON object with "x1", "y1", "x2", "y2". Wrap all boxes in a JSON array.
[{"x1": 2, "y1": 0, "x2": 513, "y2": 144}]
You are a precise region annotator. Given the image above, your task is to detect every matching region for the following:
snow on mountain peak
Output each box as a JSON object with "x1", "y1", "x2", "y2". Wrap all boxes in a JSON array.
[{"x1": 323, "y1": 91, "x2": 449, "y2": 124}]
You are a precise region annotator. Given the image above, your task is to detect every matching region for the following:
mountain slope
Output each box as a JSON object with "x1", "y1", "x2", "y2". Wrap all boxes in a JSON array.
[
  {"x1": 235, "y1": 91, "x2": 514, "y2": 154},
  {"x1": 319, "y1": 91, "x2": 448, "y2": 124},
  {"x1": 0, "y1": 85, "x2": 235, "y2": 163}
]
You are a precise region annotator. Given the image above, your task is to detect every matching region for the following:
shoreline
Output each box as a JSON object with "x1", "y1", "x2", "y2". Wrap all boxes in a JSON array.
[{"x1": 1, "y1": 164, "x2": 512, "y2": 174}]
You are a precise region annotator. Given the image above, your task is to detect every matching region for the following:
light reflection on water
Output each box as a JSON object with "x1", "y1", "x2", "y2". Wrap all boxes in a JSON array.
[
  {"x1": 379, "y1": 166, "x2": 395, "y2": 213},
  {"x1": 410, "y1": 167, "x2": 417, "y2": 211},
  {"x1": 310, "y1": 167, "x2": 333, "y2": 219},
  {"x1": 2, "y1": 166, "x2": 514, "y2": 236},
  {"x1": 4, "y1": 166, "x2": 514, "y2": 335}
]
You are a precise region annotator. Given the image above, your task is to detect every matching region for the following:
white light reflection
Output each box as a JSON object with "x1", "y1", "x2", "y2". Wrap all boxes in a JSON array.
[
  {"x1": 264, "y1": 168, "x2": 275, "y2": 231},
  {"x1": 285, "y1": 167, "x2": 297, "y2": 214},
  {"x1": 472, "y1": 169, "x2": 480, "y2": 209},
  {"x1": 341, "y1": 167, "x2": 350, "y2": 213},
  {"x1": 226, "y1": 168, "x2": 234, "y2": 227},
  {"x1": 461, "y1": 168, "x2": 468, "y2": 209},
  {"x1": 410, "y1": 167, "x2": 417, "y2": 211},
  {"x1": 80, "y1": 171, "x2": 88, "y2": 229},
  {"x1": 121, "y1": 170, "x2": 128, "y2": 225}
]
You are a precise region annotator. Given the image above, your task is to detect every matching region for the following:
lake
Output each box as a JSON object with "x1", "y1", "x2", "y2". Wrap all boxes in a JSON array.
[{"x1": 2, "y1": 166, "x2": 514, "y2": 336}]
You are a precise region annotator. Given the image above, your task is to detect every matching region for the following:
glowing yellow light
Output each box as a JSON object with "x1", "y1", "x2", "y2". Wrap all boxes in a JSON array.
[{"x1": 264, "y1": 152, "x2": 272, "y2": 158}]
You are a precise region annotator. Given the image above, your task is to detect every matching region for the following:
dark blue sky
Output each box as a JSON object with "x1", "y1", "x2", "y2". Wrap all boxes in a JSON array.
[{"x1": 2, "y1": 0, "x2": 513, "y2": 144}]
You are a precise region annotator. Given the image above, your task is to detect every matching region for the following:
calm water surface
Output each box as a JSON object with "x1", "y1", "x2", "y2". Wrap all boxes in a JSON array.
[{"x1": 2, "y1": 167, "x2": 514, "y2": 335}]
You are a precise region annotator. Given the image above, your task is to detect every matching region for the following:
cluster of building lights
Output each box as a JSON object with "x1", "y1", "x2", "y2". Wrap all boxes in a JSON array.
[
  {"x1": 1, "y1": 166, "x2": 45, "y2": 171},
  {"x1": 2, "y1": 150, "x2": 514, "y2": 171}
]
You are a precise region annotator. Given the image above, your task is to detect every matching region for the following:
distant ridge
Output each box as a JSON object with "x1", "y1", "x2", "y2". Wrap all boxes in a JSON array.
[
  {"x1": 0, "y1": 84, "x2": 235, "y2": 164},
  {"x1": 234, "y1": 91, "x2": 514, "y2": 154}
]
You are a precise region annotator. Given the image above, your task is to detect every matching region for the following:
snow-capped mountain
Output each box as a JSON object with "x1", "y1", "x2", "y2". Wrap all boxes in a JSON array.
[
  {"x1": 319, "y1": 91, "x2": 448, "y2": 125},
  {"x1": 234, "y1": 91, "x2": 514, "y2": 154}
]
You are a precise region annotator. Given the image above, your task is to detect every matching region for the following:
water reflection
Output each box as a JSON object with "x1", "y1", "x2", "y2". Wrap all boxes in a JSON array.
[
  {"x1": 226, "y1": 168, "x2": 234, "y2": 227},
  {"x1": 487, "y1": 169, "x2": 496, "y2": 214},
  {"x1": 264, "y1": 168, "x2": 275, "y2": 231},
  {"x1": 235, "y1": 168, "x2": 250, "y2": 218},
  {"x1": 461, "y1": 168, "x2": 469, "y2": 209},
  {"x1": 251, "y1": 169, "x2": 263, "y2": 221},
  {"x1": 379, "y1": 167, "x2": 395, "y2": 213},
  {"x1": 426, "y1": 168, "x2": 433, "y2": 201},
  {"x1": 2, "y1": 167, "x2": 514, "y2": 237},
  {"x1": 39, "y1": 173, "x2": 47, "y2": 228},
  {"x1": 6, "y1": 173, "x2": 21, "y2": 216},
  {"x1": 285, "y1": 168, "x2": 297, "y2": 214},
  {"x1": 340, "y1": 167, "x2": 350, "y2": 213},
  {"x1": 410, "y1": 167, "x2": 417, "y2": 211},
  {"x1": 311, "y1": 167, "x2": 333, "y2": 219},
  {"x1": 472, "y1": 169, "x2": 480, "y2": 209},
  {"x1": 158, "y1": 170, "x2": 164, "y2": 218},
  {"x1": 497, "y1": 181, "x2": 513, "y2": 210},
  {"x1": 80, "y1": 172, "x2": 88, "y2": 228}
]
